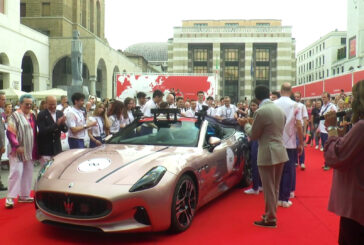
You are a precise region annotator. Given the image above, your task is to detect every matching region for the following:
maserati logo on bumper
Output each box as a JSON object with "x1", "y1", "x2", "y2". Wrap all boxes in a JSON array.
[{"x1": 63, "y1": 197, "x2": 74, "y2": 215}]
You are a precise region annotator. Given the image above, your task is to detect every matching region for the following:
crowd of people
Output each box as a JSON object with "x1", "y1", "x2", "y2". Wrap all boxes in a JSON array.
[{"x1": 0, "y1": 81, "x2": 362, "y2": 243}]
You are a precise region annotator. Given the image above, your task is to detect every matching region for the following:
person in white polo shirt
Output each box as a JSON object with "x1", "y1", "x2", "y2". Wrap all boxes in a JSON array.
[
  {"x1": 318, "y1": 92, "x2": 337, "y2": 170},
  {"x1": 215, "y1": 96, "x2": 237, "y2": 120},
  {"x1": 274, "y1": 83, "x2": 303, "y2": 207},
  {"x1": 196, "y1": 91, "x2": 207, "y2": 111},
  {"x1": 66, "y1": 93, "x2": 96, "y2": 149}
]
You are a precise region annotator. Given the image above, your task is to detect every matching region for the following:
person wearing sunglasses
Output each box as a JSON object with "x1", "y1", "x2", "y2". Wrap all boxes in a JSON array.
[{"x1": 5, "y1": 94, "x2": 38, "y2": 208}]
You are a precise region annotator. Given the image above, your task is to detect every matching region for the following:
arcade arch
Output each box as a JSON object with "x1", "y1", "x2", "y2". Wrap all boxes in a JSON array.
[
  {"x1": 96, "y1": 58, "x2": 107, "y2": 98},
  {"x1": 0, "y1": 53, "x2": 10, "y2": 89},
  {"x1": 21, "y1": 51, "x2": 39, "y2": 92}
]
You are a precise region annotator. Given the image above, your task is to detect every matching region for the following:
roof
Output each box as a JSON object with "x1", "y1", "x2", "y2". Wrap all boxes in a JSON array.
[{"x1": 124, "y1": 42, "x2": 168, "y2": 62}]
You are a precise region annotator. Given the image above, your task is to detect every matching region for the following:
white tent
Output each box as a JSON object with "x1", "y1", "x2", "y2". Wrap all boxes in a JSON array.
[
  {"x1": 30, "y1": 88, "x2": 67, "y2": 101},
  {"x1": 0, "y1": 88, "x2": 26, "y2": 100}
]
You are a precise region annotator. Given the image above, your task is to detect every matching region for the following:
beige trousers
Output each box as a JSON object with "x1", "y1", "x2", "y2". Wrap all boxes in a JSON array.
[{"x1": 258, "y1": 163, "x2": 284, "y2": 222}]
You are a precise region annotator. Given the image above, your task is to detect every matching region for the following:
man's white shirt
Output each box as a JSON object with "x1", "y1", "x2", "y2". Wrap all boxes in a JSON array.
[
  {"x1": 216, "y1": 105, "x2": 237, "y2": 119},
  {"x1": 297, "y1": 102, "x2": 308, "y2": 124},
  {"x1": 207, "y1": 107, "x2": 216, "y2": 117},
  {"x1": 274, "y1": 96, "x2": 302, "y2": 149},
  {"x1": 184, "y1": 108, "x2": 197, "y2": 118},
  {"x1": 319, "y1": 102, "x2": 337, "y2": 134},
  {"x1": 142, "y1": 99, "x2": 158, "y2": 117},
  {"x1": 66, "y1": 107, "x2": 86, "y2": 139},
  {"x1": 196, "y1": 101, "x2": 207, "y2": 111}
]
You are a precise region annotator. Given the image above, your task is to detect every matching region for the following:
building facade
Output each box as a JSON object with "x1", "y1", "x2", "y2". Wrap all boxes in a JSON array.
[
  {"x1": 0, "y1": 0, "x2": 49, "y2": 91},
  {"x1": 168, "y1": 20, "x2": 296, "y2": 102},
  {"x1": 296, "y1": 31, "x2": 347, "y2": 85},
  {"x1": 296, "y1": 0, "x2": 364, "y2": 86},
  {"x1": 20, "y1": 0, "x2": 142, "y2": 98}
]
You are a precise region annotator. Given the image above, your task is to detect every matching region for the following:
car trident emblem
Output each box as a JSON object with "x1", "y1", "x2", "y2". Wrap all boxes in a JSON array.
[{"x1": 63, "y1": 197, "x2": 74, "y2": 215}]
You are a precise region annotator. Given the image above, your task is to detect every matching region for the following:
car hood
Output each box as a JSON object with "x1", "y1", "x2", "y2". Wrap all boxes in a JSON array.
[{"x1": 44, "y1": 144, "x2": 198, "y2": 185}]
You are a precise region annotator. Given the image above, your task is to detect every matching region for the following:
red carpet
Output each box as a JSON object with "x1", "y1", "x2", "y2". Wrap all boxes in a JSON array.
[{"x1": 0, "y1": 147, "x2": 339, "y2": 244}]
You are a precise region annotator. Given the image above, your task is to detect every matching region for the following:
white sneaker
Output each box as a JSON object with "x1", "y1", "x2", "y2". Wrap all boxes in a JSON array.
[
  {"x1": 300, "y1": 164, "x2": 306, "y2": 170},
  {"x1": 244, "y1": 188, "x2": 259, "y2": 195},
  {"x1": 315, "y1": 146, "x2": 319, "y2": 150},
  {"x1": 278, "y1": 200, "x2": 292, "y2": 208},
  {"x1": 258, "y1": 186, "x2": 263, "y2": 192},
  {"x1": 320, "y1": 147, "x2": 324, "y2": 151},
  {"x1": 290, "y1": 192, "x2": 295, "y2": 198},
  {"x1": 5, "y1": 198, "x2": 14, "y2": 209}
]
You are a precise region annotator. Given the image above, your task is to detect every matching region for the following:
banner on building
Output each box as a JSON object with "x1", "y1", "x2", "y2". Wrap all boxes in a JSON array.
[{"x1": 116, "y1": 74, "x2": 217, "y2": 100}]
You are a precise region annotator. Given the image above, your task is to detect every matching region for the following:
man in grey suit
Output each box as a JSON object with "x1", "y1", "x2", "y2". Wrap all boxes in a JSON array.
[
  {"x1": 0, "y1": 91, "x2": 7, "y2": 190},
  {"x1": 238, "y1": 86, "x2": 288, "y2": 228}
]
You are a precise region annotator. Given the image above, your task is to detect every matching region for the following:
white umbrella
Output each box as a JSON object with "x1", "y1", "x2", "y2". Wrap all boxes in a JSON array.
[
  {"x1": 0, "y1": 88, "x2": 26, "y2": 100},
  {"x1": 30, "y1": 88, "x2": 67, "y2": 100}
]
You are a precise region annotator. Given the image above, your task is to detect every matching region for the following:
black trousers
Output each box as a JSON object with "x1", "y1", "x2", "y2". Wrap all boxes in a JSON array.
[{"x1": 339, "y1": 217, "x2": 364, "y2": 245}]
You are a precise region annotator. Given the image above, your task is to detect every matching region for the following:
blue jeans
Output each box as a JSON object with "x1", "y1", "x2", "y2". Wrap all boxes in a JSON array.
[
  {"x1": 250, "y1": 140, "x2": 261, "y2": 190},
  {"x1": 279, "y1": 149, "x2": 296, "y2": 201},
  {"x1": 294, "y1": 136, "x2": 305, "y2": 165},
  {"x1": 68, "y1": 138, "x2": 85, "y2": 149}
]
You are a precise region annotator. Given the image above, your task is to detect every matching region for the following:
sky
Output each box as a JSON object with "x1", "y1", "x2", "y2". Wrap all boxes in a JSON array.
[{"x1": 105, "y1": 0, "x2": 348, "y2": 53}]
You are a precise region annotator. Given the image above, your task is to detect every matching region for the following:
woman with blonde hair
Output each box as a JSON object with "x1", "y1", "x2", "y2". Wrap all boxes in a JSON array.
[{"x1": 87, "y1": 102, "x2": 110, "y2": 148}]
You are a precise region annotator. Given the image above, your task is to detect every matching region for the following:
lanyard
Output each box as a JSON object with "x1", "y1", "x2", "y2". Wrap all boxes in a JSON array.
[
  {"x1": 225, "y1": 106, "x2": 232, "y2": 118},
  {"x1": 320, "y1": 103, "x2": 331, "y2": 116}
]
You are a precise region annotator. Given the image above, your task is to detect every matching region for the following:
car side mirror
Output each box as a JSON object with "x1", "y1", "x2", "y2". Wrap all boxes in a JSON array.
[{"x1": 208, "y1": 137, "x2": 221, "y2": 152}]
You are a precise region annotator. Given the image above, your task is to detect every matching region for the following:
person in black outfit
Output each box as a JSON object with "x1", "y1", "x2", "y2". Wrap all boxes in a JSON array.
[
  {"x1": 37, "y1": 96, "x2": 68, "y2": 163},
  {"x1": 311, "y1": 99, "x2": 322, "y2": 149}
]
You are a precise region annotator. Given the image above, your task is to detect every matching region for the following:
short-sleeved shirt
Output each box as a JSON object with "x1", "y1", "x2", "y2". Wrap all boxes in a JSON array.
[
  {"x1": 216, "y1": 105, "x2": 237, "y2": 119},
  {"x1": 319, "y1": 102, "x2": 337, "y2": 134},
  {"x1": 207, "y1": 107, "x2": 216, "y2": 117},
  {"x1": 108, "y1": 115, "x2": 121, "y2": 134},
  {"x1": 66, "y1": 107, "x2": 86, "y2": 139},
  {"x1": 297, "y1": 102, "x2": 308, "y2": 124},
  {"x1": 274, "y1": 96, "x2": 302, "y2": 149},
  {"x1": 196, "y1": 101, "x2": 207, "y2": 111},
  {"x1": 142, "y1": 99, "x2": 158, "y2": 117},
  {"x1": 88, "y1": 116, "x2": 104, "y2": 137}
]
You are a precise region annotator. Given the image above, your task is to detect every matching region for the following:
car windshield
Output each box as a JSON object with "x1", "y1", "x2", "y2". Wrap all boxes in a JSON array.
[{"x1": 106, "y1": 120, "x2": 201, "y2": 147}]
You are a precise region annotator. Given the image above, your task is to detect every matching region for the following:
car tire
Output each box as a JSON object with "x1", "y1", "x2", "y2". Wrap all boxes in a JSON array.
[{"x1": 170, "y1": 174, "x2": 197, "y2": 233}]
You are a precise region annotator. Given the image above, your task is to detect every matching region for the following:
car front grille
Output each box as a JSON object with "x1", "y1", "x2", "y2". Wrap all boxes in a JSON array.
[{"x1": 36, "y1": 192, "x2": 112, "y2": 219}]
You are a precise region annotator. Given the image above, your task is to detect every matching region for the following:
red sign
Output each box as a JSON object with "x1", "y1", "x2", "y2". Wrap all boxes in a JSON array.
[
  {"x1": 353, "y1": 70, "x2": 364, "y2": 84},
  {"x1": 292, "y1": 85, "x2": 305, "y2": 97},
  {"x1": 349, "y1": 37, "x2": 356, "y2": 58},
  {"x1": 324, "y1": 74, "x2": 352, "y2": 94},
  {"x1": 305, "y1": 81, "x2": 323, "y2": 97},
  {"x1": 116, "y1": 74, "x2": 217, "y2": 100}
]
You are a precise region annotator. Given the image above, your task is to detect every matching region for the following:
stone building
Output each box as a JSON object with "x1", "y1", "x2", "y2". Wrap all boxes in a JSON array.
[
  {"x1": 20, "y1": 0, "x2": 142, "y2": 98},
  {"x1": 0, "y1": 0, "x2": 49, "y2": 92},
  {"x1": 168, "y1": 20, "x2": 296, "y2": 102}
]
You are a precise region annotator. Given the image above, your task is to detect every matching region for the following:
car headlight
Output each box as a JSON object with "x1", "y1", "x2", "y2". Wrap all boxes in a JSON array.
[
  {"x1": 129, "y1": 166, "x2": 167, "y2": 192},
  {"x1": 37, "y1": 160, "x2": 54, "y2": 181}
]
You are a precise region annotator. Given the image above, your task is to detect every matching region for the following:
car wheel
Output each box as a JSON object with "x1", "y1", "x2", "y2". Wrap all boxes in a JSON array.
[{"x1": 170, "y1": 174, "x2": 197, "y2": 233}]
